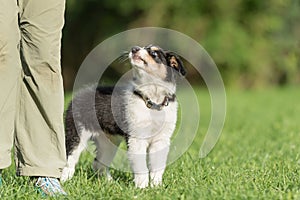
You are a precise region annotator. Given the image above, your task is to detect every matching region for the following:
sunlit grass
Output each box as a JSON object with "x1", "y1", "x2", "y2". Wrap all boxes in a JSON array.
[{"x1": 1, "y1": 87, "x2": 300, "y2": 199}]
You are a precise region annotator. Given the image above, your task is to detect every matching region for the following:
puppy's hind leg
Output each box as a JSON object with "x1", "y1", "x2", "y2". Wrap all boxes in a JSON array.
[
  {"x1": 61, "y1": 129, "x2": 93, "y2": 182},
  {"x1": 93, "y1": 133, "x2": 122, "y2": 180}
]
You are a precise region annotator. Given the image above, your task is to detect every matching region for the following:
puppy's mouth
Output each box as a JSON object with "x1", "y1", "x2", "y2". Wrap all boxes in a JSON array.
[{"x1": 132, "y1": 54, "x2": 147, "y2": 66}]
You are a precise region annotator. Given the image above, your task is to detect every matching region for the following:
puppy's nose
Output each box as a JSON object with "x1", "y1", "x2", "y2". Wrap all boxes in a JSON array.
[{"x1": 131, "y1": 46, "x2": 140, "y2": 54}]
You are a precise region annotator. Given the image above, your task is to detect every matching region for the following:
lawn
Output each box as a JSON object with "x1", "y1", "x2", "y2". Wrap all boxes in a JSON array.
[{"x1": 1, "y1": 87, "x2": 300, "y2": 199}]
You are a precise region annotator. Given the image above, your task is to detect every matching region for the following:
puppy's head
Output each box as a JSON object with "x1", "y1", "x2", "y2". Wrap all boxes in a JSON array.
[{"x1": 128, "y1": 45, "x2": 186, "y2": 81}]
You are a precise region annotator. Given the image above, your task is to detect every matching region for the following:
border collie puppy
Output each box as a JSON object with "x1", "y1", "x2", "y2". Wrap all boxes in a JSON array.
[{"x1": 61, "y1": 45, "x2": 186, "y2": 188}]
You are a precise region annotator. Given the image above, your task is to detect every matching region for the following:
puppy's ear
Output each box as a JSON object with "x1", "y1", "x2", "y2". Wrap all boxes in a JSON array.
[{"x1": 165, "y1": 52, "x2": 187, "y2": 76}]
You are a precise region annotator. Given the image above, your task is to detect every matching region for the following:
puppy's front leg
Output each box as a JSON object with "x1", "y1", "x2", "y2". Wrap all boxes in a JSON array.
[
  {"x1": 127, "y1": 138, "x2": 149, "y2": 188},
  {"x1": 148, "y1": 139, "x2": 170, "y2": 187}
]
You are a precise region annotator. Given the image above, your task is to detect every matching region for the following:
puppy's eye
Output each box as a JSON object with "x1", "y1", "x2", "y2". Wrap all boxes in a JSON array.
[{"x1": 150, "y1": 51, "x2": 158, "y2": 57}]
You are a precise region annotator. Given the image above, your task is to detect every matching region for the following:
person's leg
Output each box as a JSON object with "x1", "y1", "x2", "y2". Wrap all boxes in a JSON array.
[
  {"x1": 15, "y1": 0, "x2": 66, "y2": 178},
  {"x1": 0, "y1": 0, "x2": 22, "y2": 170}
]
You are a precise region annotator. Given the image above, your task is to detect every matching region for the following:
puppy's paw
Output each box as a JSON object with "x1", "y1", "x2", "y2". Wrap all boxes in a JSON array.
[
  {"x1": 95, "y1": 169, "x2": 113, "y2": 181},
  {"x1": 150, "y1": 171, "x2": 163, "y2": 187},
  {"x1": 134, "y1": 174, "x2": 149, "y2": 188},
  {"x1": 61, "y1": 167, "x2": 75, "y2": 182}
]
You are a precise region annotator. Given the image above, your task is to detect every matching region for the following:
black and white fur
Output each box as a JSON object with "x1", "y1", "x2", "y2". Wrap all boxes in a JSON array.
[{"x1": 61, "y1": 45, "x2": 186, "y2": 188}]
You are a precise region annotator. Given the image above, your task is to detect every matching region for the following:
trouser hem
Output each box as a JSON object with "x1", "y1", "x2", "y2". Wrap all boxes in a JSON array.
[
  {"x1": 17, "y1": 166, "x2": 61, "y2": 178},
  {"x1": 0, "y1": 158, "x2": 12, "y2": 170},
  {"x1": 0, "y1": 163, "x2": 12, "y2": 170}
]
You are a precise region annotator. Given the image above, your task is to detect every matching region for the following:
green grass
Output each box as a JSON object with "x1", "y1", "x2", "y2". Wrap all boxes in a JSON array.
[{"x1": 1, "y1": 87, "x2": 300, "y2": 199}]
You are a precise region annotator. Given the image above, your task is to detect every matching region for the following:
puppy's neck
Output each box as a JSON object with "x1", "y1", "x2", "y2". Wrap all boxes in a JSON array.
[{"x1": 131, "y1": 77, "x2": 176, "y2": 104}]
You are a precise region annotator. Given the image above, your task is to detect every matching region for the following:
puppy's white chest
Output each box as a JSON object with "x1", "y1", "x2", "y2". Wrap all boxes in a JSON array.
[{"x1": 127, "y1": 98, "x2": 177, "y2": 139}]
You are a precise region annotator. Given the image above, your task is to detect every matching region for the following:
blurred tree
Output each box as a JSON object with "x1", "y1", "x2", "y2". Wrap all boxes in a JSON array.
[{"x1": 62, "y1": 0, "x2": 300, "y2": 90}]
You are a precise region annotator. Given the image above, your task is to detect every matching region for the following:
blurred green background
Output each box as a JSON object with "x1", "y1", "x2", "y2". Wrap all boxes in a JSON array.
[{"x1": 61, "y1": 0, "x2": 300, "y2": 91}]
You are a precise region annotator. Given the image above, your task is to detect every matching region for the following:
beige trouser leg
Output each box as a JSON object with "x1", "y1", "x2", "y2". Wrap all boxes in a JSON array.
[
  {"x1": 0, "y1": 0, "x2": 21, "y2": 170},
  {"x1": 0, "y1": 0, "x2": 66, "y2": 178}
]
